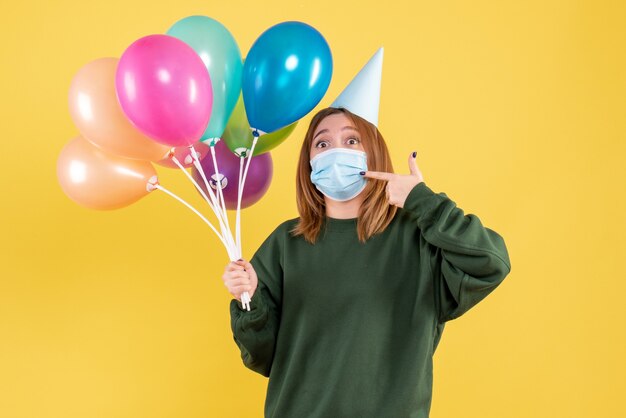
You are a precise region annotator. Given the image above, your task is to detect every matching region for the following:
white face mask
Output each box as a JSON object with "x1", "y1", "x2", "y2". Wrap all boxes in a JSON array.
[{"x1": 309, "y1": 148, "x2": 368, "y2": 201}]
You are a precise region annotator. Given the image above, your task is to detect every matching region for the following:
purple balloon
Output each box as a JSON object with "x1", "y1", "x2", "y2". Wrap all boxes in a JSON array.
[
  {"x1": 115, "y1": 34, "x2": 213, "y2": 147},
  {"x1": 192, "y1": 140, "x2": 272, "y2": 209}
]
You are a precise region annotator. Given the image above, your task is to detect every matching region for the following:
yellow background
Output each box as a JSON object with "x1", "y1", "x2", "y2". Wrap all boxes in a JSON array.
[{"x1": 1, "y1": 0, "x2": 624, "y2": 417}]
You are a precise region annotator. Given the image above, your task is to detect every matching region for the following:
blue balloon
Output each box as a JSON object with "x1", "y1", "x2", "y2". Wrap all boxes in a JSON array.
[{"x1": 242, "y1": 21, "x2": 333, "y2": 134}]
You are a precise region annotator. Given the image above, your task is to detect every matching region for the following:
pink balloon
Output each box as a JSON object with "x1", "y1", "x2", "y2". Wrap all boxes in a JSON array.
[{"x1": 115, "y1": 34, "x2": 213, "y2": 147}]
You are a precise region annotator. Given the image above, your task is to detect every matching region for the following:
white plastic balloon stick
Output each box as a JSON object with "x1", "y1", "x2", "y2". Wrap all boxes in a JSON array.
[
  {"x1": 153, "y1": 183, "x2": 235, "y2": 260},
  {"x1": 170, "y1": 154, "x2": 237, "y2": 253},
  {"x1": 189, "y1": 145, "x2": 237, "y2": 256},
  {"x1": 235, "y1": 156, "x2": 244, "y2": 258},
  {"x1": 190, "y1": 145, "x2": 230, "y2": 234},
  {"x1": 209, "y1": 146, "x2": 233, "y2": 235},
  {"x1": 191, "y1": 145, "x2": 251, "y2": 310},
  {"x1": 236, "y1": 136, "x2": 259, "y2": 311}
]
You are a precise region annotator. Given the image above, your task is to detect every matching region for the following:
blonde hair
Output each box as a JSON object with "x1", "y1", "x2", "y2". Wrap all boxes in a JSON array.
[{"x1": 291, "y1": 107, "x2": 397, "y2": 244}]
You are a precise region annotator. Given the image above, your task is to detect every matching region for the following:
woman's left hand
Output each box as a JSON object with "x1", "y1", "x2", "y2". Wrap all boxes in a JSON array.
[{"x1": 362, "y1": 151, "x2": 424, "y2": 209}]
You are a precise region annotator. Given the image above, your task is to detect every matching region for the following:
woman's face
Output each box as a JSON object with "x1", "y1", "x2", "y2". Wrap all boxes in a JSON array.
[{"x1": 310, "y1": 113, "x2": 365, "y2": 160}]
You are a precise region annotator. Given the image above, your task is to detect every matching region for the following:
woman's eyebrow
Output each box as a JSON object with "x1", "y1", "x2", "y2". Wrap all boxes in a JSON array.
[
  {"x1": 313, "y1": 129, "x2": 329, "y2": 140},
  {"x1": 313, "y1": 126, "x2": 358, "y2": 140}
]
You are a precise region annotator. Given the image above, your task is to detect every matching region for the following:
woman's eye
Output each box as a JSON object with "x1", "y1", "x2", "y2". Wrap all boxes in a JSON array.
[
  {"x1": 315, "y1": 141, "x2": 329, "y2": 148},
  {"x1": 347, "y1": 137, "x2": 361, "y2": 145}
]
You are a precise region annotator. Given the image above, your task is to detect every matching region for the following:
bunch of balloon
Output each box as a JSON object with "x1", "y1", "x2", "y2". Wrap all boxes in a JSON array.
[
  {"x1": 57, "y1": 17, "x2": 333, "y2": 311},
  {"x1": 59, "y1": 31, "x2": 217, "y2": 217},
  {"x1": 59, "y1": 23, "x2": 230, "y2": 267}
]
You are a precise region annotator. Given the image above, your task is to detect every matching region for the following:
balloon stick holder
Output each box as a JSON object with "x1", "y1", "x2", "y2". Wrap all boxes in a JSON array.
[{"x1": 251, "y1": 127, "x2": 266, "y2": 137}]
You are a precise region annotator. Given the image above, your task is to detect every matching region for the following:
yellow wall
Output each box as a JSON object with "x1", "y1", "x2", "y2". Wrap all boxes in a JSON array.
[{"x1": 1, "y1": 0, "x2": 624, "y2": 417}]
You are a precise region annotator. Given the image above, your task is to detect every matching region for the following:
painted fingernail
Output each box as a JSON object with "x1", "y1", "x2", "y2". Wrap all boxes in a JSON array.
[
  {"x1": 412, "y1": 152, "x2": 417, "y2": 158},
  {"x1": 359, "y1": 171, "x2": 365, "y2": 175},
  {"x1": 237, "y1": 258, "x2": 243, "y2": 261}
]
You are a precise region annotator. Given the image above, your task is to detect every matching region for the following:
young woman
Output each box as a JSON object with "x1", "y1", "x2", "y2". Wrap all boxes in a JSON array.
[{"x1": 223, "y1": 107, "x2": 511, "y2": 418}]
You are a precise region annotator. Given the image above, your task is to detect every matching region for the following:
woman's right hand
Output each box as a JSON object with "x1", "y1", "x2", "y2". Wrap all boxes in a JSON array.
[{"x1": 222, "y1": 259, "x2": 258, "y2": 302}]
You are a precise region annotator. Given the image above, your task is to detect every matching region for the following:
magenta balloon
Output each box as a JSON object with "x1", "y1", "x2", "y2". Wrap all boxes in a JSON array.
[
  {"x1": 191, "y1": 140, "x2": 272, "y2": 209},
  {"x1": 115, "y1": 34, "x2": 213, "y2": 147}
]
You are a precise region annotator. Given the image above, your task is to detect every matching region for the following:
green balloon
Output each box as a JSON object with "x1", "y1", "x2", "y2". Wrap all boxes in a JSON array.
[
  {"x1": 222, "y1": 94, "x2": 297, "y2": 157},
  {"x1": 167, "y1": 16, "x2": 243, "y2": 141}
]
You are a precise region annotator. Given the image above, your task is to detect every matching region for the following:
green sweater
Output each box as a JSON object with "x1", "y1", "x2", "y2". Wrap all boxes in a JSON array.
[{"x1": 230, "y1": 182, "x2": 511, "y2": 418}]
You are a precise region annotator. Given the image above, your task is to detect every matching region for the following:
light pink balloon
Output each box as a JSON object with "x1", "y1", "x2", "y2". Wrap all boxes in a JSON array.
[
  {"x1": 115, "y1": 34, "x2": 213, "y2": 147},
  {"x1": 57, "y1": 136, "x2": 156, "y2": 210},
  {"x1": 68, "y1": 57, "x2": 170, "y2": 161}
]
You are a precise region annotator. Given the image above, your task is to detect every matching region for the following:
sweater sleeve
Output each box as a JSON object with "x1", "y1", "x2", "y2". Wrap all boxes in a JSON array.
[
  {"x1": 403, "y1": 181, "x2": 512, "y2": 323},
  {"x1": 229, "y1": 224, "x2": 284, "y2": 377}
]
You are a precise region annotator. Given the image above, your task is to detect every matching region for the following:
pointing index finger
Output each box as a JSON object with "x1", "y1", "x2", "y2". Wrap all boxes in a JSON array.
[{"x1": 362, "y1": 171, "x2": 394, "y2": 181}]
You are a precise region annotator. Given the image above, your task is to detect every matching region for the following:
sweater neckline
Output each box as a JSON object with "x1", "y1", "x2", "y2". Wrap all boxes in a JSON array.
[{"x1": 324, "y1": 216, "x2": 358, "y2": 232}]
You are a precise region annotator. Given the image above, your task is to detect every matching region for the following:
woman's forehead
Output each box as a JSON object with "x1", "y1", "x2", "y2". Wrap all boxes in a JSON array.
[{"x1": 313, "y1": 113, "x2": 357, "y2": 136}]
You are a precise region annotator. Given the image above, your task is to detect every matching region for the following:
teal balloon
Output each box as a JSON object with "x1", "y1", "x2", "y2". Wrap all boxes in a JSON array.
[{"x1": 167, "y1": 16, "x2": 243, "y2": 141}]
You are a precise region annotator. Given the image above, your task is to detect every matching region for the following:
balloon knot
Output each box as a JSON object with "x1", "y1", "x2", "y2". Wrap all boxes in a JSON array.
[{"x1": 146, "y1": 176, "x2": 159, "y2": 192}]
